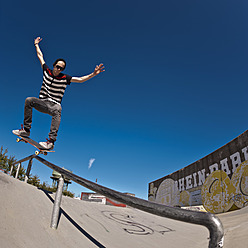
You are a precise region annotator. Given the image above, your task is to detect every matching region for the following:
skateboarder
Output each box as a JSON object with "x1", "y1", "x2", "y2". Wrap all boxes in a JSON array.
[{"x1": 12, "y1": 37, "x2": 105, "y2": 150}]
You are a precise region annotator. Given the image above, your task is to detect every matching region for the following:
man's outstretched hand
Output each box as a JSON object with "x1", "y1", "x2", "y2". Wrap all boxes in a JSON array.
[
  {"x1": 34, "y1": 37, "x2": 42, "y2": 45},
  {"x1": 93, "y1": 63, "x2": 105, "y2": 76}
]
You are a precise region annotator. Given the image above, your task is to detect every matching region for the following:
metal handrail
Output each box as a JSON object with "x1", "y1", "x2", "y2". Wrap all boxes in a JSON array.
[{"x1": 13, "y1": 155, "x2": 224, "y2": 248}]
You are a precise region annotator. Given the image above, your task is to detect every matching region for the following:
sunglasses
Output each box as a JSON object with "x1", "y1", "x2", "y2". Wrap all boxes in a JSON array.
[{"x1": 55, "y1": 65, "x2": 64, "y2": 71}]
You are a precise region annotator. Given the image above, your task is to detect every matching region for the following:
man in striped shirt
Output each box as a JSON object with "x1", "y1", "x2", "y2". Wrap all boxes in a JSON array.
[{"x1": 13, "y1": 37, "x2": 105, "y2": 150}]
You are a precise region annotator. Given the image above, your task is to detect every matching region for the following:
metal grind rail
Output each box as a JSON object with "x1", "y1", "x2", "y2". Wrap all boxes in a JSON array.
[{"x1": 12, "y1": 155, "x2": 224, "y2": 248}]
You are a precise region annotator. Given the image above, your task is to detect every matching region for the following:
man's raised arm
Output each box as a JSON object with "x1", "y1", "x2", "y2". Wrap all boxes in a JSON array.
[
  {"x1": 70, "y1": 63, "x2": 105, "y2": 83},
  {"x1": 34, "y1": 37, "x2": 45, "y2": 67}
]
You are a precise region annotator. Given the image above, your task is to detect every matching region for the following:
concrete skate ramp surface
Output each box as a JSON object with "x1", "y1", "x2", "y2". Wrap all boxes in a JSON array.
[
  {"x1": 218, "y1": 205, "x2": 248, "y2": 248},
  {"x1": 0, "y1": 172, "x2": 246, "y2": 248}
]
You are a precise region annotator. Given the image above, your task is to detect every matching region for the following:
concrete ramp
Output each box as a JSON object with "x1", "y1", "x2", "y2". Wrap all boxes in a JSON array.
[
  {"x1": 1, "y1": 172, "x2": 247, "y2": 248},
  {"x1": 0, "y1": 172, "x2": 210, "y2": 248},
  {"x1": 218, "y1": 205, "x2": 248, "y2": 248}
]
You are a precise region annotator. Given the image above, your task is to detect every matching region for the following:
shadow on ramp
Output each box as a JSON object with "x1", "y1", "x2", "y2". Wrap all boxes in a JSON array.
[{"x1": 40, "y1": 189, "x2": 106, "y2": 248}]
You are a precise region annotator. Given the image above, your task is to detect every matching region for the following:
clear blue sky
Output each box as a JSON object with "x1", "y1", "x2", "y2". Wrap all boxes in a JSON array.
[{"x1": 1, "y1": 0, "x2": 248, "y2": 199}]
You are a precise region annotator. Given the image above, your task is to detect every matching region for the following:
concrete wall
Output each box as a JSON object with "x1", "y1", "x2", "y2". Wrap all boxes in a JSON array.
[{"x1": 149, "y1": 130, "x2": 248, "y2": 213}]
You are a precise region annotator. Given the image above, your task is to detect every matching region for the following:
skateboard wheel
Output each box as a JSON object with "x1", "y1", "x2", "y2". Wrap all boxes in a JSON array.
[
  {"x1": 16, "y1": 138, "x2": 20, "y2": 142},
  {"x1": 35, "y1": 151, "x2": 40, "y2": 155},
  {"x1": 44, "y1": 152, "x2": 48, "y2": 156}
]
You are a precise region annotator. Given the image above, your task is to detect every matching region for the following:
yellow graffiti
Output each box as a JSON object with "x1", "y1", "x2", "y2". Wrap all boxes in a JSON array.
[
  {"x1": 201, "y1": 170, "x2": 235, "y2": 213},
  {"x1": 153, "y1": 161, "x2": 248, "y2": 213},
  {"x1": 231, "y1": 160, "x2": 248, "y2": 208},
  {"x1": 179, "y1": 191, "x2": 190, "y2": 207},
  {"x1": 201, "y1": 161, "x2": 248, "y2": 213}
]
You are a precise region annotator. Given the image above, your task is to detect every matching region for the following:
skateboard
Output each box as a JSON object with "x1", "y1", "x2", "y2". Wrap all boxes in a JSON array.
[{"x1": 14, "y1": 134, "x2": 55, "y2": 156}]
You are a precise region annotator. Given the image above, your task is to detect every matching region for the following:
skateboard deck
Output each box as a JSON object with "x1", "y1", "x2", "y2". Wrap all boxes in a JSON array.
[{"x1": 14, "y1": 134, "x2": 55, "y2": 156}]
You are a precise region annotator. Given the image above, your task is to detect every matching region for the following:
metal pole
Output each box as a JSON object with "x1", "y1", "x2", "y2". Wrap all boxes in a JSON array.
[
  {"x1": 10, "y1": 165, "x2": 13, "y2": 177},
  {"x1": 24, "y1": 158, "x2": 33, "y2": 183},
  {"x1": 50, "y1": 176, "x2": 64, "y2": 229},
  {"x1": 15, "y1": 163, "x2": 21, "y2": 179},
  {"x1": 34, "y1": 155, "x2": 224, "y2": 247}
]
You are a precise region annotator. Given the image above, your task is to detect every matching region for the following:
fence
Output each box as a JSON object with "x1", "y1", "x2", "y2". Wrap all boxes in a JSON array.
[{"x1": 11, "y1": 155, "x2": 224, "y2": 248}]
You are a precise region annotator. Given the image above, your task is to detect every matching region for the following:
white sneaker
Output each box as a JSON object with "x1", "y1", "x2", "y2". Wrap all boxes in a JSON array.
[
  {"x1": 39, "y1": 139, "x2": 54, "y2": 150},
  {"x1": 12, "y1": 125, "x2": 30, "y2": 137}
]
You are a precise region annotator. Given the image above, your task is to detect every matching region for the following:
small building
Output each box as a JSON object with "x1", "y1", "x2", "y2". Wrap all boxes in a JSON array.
[{"x1": 81, "y1": 192, "x2": 135, "y2": 207}]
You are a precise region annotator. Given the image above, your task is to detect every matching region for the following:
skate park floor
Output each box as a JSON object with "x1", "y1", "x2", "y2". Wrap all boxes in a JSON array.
[{"x1": 0, "y1": 172, "x2": 247, "y2": 248}]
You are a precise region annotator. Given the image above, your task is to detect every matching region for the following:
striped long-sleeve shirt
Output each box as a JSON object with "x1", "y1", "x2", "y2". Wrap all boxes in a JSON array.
[{"x1": 39, "y1": 64, "x2": 72, "y2": 104}]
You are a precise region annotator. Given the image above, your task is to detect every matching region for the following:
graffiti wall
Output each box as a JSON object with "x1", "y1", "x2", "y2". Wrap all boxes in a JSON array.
[{"x1": 148, "y1": 130, "x2": 248, "y2": 213}]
